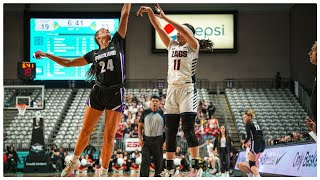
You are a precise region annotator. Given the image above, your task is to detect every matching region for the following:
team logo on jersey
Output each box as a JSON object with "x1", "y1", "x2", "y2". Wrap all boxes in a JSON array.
[
  {"x1": 94, "y1": 50, "x2": 116, "y2": 61},
  {"x1": 171, "y1": 50, "x2": 187, "y2": 57}
]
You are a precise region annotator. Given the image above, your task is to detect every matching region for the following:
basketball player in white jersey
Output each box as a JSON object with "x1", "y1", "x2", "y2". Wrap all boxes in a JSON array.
[{"x1": 136, "y1": 4, "x2": 213, "y2": 177}]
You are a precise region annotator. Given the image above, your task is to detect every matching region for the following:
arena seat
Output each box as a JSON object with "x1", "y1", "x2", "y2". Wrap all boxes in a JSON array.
[{"x1": 226, "y1": 88, "x2": 309, "y2": 138}]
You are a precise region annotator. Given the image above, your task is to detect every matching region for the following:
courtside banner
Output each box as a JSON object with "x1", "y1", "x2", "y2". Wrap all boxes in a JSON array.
[
  {"x1": 155, "y1": 14, "x2": 235, "y2": 50},
  {"x1": 124, "y1": 138, "x2": 142, "y2": 152},
  {"x1": 235, "y1": 143, "x2": 316, "y2": 177}
]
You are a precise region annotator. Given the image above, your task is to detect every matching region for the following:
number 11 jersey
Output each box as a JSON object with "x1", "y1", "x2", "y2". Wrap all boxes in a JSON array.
[{"x1": 167, "y1": 38, "x2": 199, "y2": 86}]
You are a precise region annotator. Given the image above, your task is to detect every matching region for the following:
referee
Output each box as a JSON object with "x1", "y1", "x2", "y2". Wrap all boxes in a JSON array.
[{"x1": 138, "y1": 95, "x2": 165, "y2": 177}]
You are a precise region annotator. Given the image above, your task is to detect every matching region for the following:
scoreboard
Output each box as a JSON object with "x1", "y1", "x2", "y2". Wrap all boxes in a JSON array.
[
  {"x1": 17, "y1": 62, "x2": 36, "y2": 79},
  {"x1": 30, "y1": 18, "x2": 120, "y2": 80}
]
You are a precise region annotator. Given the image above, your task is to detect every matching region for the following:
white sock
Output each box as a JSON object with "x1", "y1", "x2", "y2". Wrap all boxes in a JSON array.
[
  {"x1": 101, "y1": 166, "x2": 108, "y2": 172},
  {"x1": 247, "y1": 172, "x2": 253, "y2": 177},
  {"x1": 71, "y1": 155, "x2": 80, "y2": 163},
  {"x1": 253, "y1": 174, "x2": 261, "y2": 177}
]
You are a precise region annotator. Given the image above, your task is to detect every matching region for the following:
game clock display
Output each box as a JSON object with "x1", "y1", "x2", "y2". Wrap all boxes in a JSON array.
[
  {"x1": 17, "y1": 62, "x2": 36, "y2": 79},
  {"x1": 30, "y1": 18, "x2": 120, "y2": 80}
]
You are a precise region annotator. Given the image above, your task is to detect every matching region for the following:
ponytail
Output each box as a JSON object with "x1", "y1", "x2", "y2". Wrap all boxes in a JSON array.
[{"x1": 245, "y1": 109, "x2": 256, "y2": 119}]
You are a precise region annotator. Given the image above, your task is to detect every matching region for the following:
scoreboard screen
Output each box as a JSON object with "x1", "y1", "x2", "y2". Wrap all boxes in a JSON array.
[{"x1": 30, "y1": 18, "x2": 120, "y2": 80}]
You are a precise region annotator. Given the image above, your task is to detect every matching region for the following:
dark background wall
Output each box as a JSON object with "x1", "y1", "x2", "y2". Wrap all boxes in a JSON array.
[
  {"x1": 3, "y1": 3, "x2": 317, "y2": 90},
  {"x1": 290, "y1": 4, "x2": 317, "y2": 91}
]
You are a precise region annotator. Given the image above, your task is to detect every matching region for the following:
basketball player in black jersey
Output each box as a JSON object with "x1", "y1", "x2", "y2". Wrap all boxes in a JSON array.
[
  {"x1": 242, "y1": 109, "x2": 265, "y2": 177},
  {"x1": 35, "y1": 3, "x2": 131, "y2": 177}
]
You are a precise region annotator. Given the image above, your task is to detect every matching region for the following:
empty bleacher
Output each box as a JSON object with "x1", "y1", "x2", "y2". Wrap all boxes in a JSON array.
[{"x1": 226, "y1": 88, "x2": 309, "y2": 140}]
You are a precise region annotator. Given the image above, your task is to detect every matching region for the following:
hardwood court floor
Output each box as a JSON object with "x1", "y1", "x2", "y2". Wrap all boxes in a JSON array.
[{"x1": 4, "y1": 171, "x2": 248, "y2": 177}]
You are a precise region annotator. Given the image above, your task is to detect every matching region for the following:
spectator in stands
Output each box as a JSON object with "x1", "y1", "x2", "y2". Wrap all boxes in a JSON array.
[
  {"x1": 144, "y1": 96, "x2": 151, "y2": 109},
  {"x1": 205, "y1": 147, "x2": 220, "y2": 175},
  {"x1": 306, "y1": 117, "x2": 317, "y2": 136},
  {"x1": 49, "y1": 144, "x2": 60, "y2": 171},
  {"x1": 3, "y1": 152, "x2": 8, "y2": 173},
  {"x1": 92, "y1": 155, "x2": 102, "y2": 174},
  {"x1": 6, "y1": 146, "x2": 19, "y2": 173},
  {"x1": 213, "y1": 125, "x2": 232, "y2": 177},
  {"x1": 123, "y1": 123, "x2": 132, "y2": 139},
  {"x1": 123, "y1": 151, "x2": 132, "y2": 173},
  {"x1": 109, "y1": 151, "x2": 118, "y2": 173},
  {"x1": 202, "y1": 123, "x2": 212, "y2": 143},
  {"x1": 160, "y1": 95, "x2": 166, "y2": 111},
  {"x1": 180, "y1": 153, "x2": 190, "y2": 172},
  {"x1": 204, "y1": 140, "x2": 217, "y2": 174},
  {"x1": 130, "y1": 118, "x2": 139, "y2": 131},
  {"x1": 77, "y1": 154, "x2": 93, "y2": 174},
  {"x1": 130, "y1": 126, "x2": 139, "y2": 138},
  {"x1": 35, "y1": 4, "x2": 132, "y2": 177},
  {"x1": 130, "y1": 156, "x2": 141, "y2": 173},
  {"x1": 56, "y1": 147, "x2": 65, "y2": 172},
  {"x1": 207, "y1": 102, "x2": 216, "y2": 119},
  {"x1": 275, "y1": 72, "x2": 282, "y2": 89},
  {"x1": 127, "y1": 113, "x2": 134, "y2": 124},
  {"x1": 198, "y1": 99, "x2": 207, "y2": 118},
  {"x1": 131, "y1": 149, "x2": 142, "y2": 162},
  {"x1": 115, "y1": 123, "x2": 124, "y2": 139},
  {"x1": 194, "y1": 124, "x2": 202, "y2": 142},
  {"x1": 307, "y1": 41, "x2": 317, "y2": 123},
  {"x1": 208, "y1": 115, "x2": 219, "y2": 128},
  {"x1": 84, "y1": 144, "x2": 96, "y2": 160}
]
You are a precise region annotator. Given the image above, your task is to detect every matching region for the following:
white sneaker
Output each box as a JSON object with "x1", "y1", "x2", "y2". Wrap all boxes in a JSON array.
[
  {"x1": 171, "y1": 169, "x2": 180, "y2": 177},
  {"x1": 247, "y1": 172, "x2": 253, "y2": 177},
  {"x1": 61, "y1": 159, "x2": 80, "y2": 177},
  {"x1": 196, "y1": 168, "x2": 203, "y2": 177},
  {"x1": 98, "y1": 169, "x2": 108, "y2": 177},
  {"x1": 160, "y1": 169, "x2": 179, "y2": 177},
  {"x1": 209, "y1": 169, "x2": 217, "y2": 174},
  {"x1": 160, "y1": 169, "x2": 170, "y2": 177}
]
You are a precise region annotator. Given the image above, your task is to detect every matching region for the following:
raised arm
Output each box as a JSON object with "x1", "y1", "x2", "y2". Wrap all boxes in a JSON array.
[
  {"x1": 136, "y1": 6, "x2": 170, "y2": 48},
  {"x1": 117, "y1": 3, "x2": 131, "y2": 38},
  {"x1": 155, "y1": 4, "x2": 198, "y2": 49},
  {"x1": 34, "y1": 50, "x2": 88, "y2": 67}
]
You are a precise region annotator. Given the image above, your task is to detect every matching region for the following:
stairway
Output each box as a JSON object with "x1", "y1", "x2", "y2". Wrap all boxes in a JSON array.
[{"x1": 209, "y1": 94, "x2": 241, "y2": 150}]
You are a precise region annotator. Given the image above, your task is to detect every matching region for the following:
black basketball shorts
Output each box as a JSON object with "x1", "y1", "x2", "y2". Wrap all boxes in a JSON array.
[
  {"x1": 86, "y1": 84, "x2": 124, "y2": 112},
  {"x1": 250, "y1": 140, "x2": 265, "y2": 154}
]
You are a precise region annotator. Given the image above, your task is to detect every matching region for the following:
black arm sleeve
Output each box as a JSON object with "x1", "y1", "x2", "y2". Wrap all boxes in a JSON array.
[
  {"x1": 112, "y1": 32, "x2": 124, "y2": 50},
  {"x1": 244, "y1": 122, "x2": 252, "y2": 144},
  {"x1": 83, "y1": 50, "x2": 95, "y2": 64}
]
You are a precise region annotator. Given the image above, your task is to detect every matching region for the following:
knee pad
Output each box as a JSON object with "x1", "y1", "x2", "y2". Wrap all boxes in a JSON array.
[
  {"x1": 181, "y1": 113, "x2": 199, "y2": 147},
  {"x1": 165, "y1": 114, "x2": 180, "y2": 152},
  {"x1": 249, "y1": 160, "x2": 256, "y2": 168}
]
